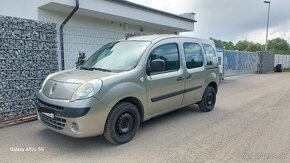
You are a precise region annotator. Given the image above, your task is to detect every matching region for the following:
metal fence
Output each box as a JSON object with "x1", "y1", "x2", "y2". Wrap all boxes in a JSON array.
[
  {"x1": 275, "y1": 54, "x2": 290, "y2": 68},
  {"x1": 61, "y1": 25, "x2": 126, "y2": 69},
  {"x1": 224, "y1": 50, "x2": 259, "y2": 77}
]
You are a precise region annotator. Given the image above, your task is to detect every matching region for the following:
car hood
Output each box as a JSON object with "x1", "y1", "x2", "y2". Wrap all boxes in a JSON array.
[
  {"x1": 51, "y1": 69, "x2": 115, "y2": 84},
  {"x1": 42, "y1": 69, "x2": 115, "y2": 100}
]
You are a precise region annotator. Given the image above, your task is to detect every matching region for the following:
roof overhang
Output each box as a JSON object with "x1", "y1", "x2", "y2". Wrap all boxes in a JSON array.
[{"x1": 39, "y1": 0, "x2": 195, "y2": 32}]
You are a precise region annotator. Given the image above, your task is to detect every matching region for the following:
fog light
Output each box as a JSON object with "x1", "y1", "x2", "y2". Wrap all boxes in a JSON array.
[{"x1": 71, "y1": 122, "x2": 79, "y2": 132}]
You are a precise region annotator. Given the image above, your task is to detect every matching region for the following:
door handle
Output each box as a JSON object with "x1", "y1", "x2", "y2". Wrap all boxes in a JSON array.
[
  {"x1": 177, "y1": 76, "x2": 184, "y2": 81},
  {"x1": 207, "y1": 66, "x2": 218, "y2": 70},
  {"x1": 187, "y1": 75, "x2": 193, "y2": 80}
]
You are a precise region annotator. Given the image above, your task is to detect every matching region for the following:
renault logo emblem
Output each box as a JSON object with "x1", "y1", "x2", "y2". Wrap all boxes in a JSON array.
[{"x1": 49, "y1": 83, "x2": 57, "y2": 95}]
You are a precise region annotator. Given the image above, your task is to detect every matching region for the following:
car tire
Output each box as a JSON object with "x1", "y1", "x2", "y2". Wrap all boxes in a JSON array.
[
  {"x1": 198, "y1": 86, "x2": 216, "y2": 112},
  {"x1": 104, "y1": 102, "x2": 140, "y2": 144}
]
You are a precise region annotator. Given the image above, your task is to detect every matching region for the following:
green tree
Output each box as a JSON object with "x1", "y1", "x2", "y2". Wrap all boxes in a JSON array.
[
  {"x1": 209, "y1": 38, "x2": 235, "y2": 50},
  {"x1": 75, "y1": 51, "x2": 86, "y2": 68},
  {"x1": 268, "y1": 38, "x2": 289, "y2": 54},
  {"x1": 210, "y1": 37, "x2": 290, "y2": 54},
  {"x1": 246, "y1": 42, "x2": 263, "y2": 52},
  {"x1": 235, "y1": 40, "x2": 250, "y2": 51},
  {"x1": 223, "y1": 41, "x2": 235, "y2": 50},
  {"x1": 209, "y1": 37, "x2": 223, "y2": 48}
]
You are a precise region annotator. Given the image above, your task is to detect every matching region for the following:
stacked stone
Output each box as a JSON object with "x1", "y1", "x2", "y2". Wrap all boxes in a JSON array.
[
  {"x1": 257, "y1": 51, "x2": 275, "y2": 74},
  {"x1": 0, "y1": 16, "x2": 58, "y2": 121}
]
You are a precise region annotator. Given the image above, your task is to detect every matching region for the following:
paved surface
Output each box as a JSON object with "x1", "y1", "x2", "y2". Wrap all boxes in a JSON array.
[{"x1": 1, "y1": 73, "x2": 290, "y2": 163}]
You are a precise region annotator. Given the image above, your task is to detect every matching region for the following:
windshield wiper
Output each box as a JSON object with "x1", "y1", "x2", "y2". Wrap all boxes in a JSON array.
[
  {"x1": 92, "y1": 67, "x2": 111, "y2": 72},
  {"x1": 80, "y1": 67, "x2": 111, "y2": 72}
]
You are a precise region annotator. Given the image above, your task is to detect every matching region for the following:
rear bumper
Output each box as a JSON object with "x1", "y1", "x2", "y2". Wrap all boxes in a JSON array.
[{"x1": 36, "y1": 92, "x2": 110, "y2": 138}]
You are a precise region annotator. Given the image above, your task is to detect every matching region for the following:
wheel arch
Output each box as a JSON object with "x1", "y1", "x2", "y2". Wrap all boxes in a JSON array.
[
  {"x1": 116, "y1": 97, "x2": 145, "y2": 122},
  {"x1": 208, "y1": 81, "x2": 218, "y2": 93}
]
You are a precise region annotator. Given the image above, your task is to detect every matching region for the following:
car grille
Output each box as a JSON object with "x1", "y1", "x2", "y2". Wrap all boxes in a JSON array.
[
  {"x1": 37, "y1": 99, "x2": 64, "y2": 111},
  {"x1": 39, "y1": 112, "x2": 66, "y2": 130}
]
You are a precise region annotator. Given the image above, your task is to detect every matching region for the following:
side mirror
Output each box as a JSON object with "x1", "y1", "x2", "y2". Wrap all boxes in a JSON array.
[{"x1": 148, "y1": 59, "x2": 165, "y2": 73}]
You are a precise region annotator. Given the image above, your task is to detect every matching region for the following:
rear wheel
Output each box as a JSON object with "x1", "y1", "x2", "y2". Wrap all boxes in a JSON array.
[
  {"x1": 198, "y1": 86, "x2": 216, "y2": 112},
  {"x1": 104, "y1": 102, "x2": 140, "y2": 144}
]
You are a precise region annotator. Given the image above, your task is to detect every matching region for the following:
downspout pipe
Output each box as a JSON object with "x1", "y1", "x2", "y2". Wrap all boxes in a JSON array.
[{"x1": 60, "y1": 0, "x2": 79, "y2": 70}]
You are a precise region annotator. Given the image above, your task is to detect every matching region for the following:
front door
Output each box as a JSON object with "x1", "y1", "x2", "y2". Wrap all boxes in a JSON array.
[{"x1": 145, "y1": 40, "x2": 185, "y2": 116}]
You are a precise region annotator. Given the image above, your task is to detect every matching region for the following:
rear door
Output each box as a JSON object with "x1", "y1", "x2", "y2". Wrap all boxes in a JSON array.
[
  {"x1": 181, "y1": 38, "x2": 206, "y2": 105},
  {"x1": 203, "y1": 43, "x2": 219, "y2": 81},
  {"x1": 145, "y1": 39, "x2": 186, "y2": 116}
]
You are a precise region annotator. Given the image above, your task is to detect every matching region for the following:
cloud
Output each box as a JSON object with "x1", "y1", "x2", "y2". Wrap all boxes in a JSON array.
[
  {"x1": 236, "y1": 20, "x2": 290, "y2": 44},
  {"x1": 127, "y1": 0, "x2": 290, "y2": 43}
]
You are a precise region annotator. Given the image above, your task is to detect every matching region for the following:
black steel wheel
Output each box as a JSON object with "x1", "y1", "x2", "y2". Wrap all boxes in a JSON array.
[
  {"x1": 104, "y1": 102, "x2": 140, "y2": 144},
  {"x1": 198, "y1": 86, "x2": 216, "y2": 112},
  {"x1": 116, "y1": 112, "x2": 134, "y2": 136}
]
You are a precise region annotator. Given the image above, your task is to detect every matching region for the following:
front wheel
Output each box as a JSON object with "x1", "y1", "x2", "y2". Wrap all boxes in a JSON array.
[
  {"x1": 104, "y1": 102, "x2": 140, "y2": 144},
  {"x1": 198, "y1": 86, "x2": 216, "y2": 112}
]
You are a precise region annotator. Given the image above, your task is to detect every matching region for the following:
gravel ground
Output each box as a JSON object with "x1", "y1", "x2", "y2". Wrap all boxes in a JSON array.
[{"x1": 1, "y1": 73, "x2": 290, "y2": 163}]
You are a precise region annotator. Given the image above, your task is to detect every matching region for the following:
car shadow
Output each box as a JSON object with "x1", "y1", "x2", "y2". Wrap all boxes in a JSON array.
[{"x1": 140, "y1": 104, "x2": 201, "y2": 130}]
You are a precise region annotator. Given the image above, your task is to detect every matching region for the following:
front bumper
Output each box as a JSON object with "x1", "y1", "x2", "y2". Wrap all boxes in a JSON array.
[{"x1": 36, "y1": 92, "x2": 110, "y2": 138}]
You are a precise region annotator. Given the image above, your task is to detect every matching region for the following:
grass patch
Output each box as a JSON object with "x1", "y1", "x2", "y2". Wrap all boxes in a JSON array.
[{"x1": 283, "y1": 68, "x2": 290, "y2": 72}]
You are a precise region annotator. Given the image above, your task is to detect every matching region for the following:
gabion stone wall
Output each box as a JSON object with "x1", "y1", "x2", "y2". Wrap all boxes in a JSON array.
[
  {"x1": 0, "y1": 16, "x2": 58, "y2": 121},
  {"x1": 257, "y1": 51, "x2": 274, "y2": 74}
]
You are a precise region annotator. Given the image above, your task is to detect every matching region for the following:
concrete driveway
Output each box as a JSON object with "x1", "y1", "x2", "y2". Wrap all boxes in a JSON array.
[{"x1": 1, "y1": 73, "x2": 290, "y2": 163}]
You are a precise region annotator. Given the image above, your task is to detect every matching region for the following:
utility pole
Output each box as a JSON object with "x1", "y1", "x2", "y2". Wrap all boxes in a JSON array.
[{"x1": 264, "y1": 1, "x2": 270, "y2": 51}]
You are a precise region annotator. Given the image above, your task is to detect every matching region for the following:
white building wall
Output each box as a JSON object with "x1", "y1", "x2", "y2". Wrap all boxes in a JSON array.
[
  {"x1": 0, "y1": 0, "x2": 194, "y2": 69},
  {"x1": 38, "y1": 9, "x2": 174, "y2": 69},
  {"x1": 38, "y1": 9, "x2": 172, "y2": 34},
  {"x1": 0, "y1": 0, "x2": 194, "y2": 33}
]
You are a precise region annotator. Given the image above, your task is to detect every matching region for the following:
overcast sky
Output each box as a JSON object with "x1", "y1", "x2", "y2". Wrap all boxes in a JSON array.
[{"x1": 128, "y1": 0, "x2": 290, "y2": 44}]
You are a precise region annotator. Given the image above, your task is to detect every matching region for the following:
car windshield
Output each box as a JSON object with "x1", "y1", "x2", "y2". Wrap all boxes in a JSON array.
[{"x1": 81, "y1": 41, "x2": 151, "y2": 72}]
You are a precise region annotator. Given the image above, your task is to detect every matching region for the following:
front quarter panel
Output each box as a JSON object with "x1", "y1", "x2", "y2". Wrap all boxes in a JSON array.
[
  {"x1": 99, "y1": 83, "x2": 146, "y2": 107},
  {"x1": 96, "y1": 71, "x2": 147, "y2": 120}
]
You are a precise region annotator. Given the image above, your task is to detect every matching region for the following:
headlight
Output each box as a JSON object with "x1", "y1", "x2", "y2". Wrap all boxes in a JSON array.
[{"x1": 70, "y1": 79, "x2": 102, "y2": 101}]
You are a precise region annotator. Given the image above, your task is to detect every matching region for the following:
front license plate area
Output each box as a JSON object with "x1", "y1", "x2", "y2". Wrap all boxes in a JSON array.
[{"x1": 42, "y1": 112, "x2": 54, "y2": 119}]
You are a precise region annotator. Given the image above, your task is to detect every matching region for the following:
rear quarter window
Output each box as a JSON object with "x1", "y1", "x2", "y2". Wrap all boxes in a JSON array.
[
  {"x1": 203, "y1": 44, "x2": 218, "y2": 65},
  {"x1": 183, "y1": 42, "x2": 204, "y2": 69}
]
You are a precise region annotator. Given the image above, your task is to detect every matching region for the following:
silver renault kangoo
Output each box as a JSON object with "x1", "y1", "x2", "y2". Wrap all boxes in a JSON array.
[{"x1": 36, "y1": 35, "x2": 219, "y2": 144}]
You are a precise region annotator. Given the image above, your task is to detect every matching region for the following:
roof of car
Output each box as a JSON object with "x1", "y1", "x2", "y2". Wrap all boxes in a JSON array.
[
  {"x1": 127, "y1": 35, "x2": 214, "y2": 45},
  {"x1": 127, "y1": 34, "x2": 176, "y2": 41}
]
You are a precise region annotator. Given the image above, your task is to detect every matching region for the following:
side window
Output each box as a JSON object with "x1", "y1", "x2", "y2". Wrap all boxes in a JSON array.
[
  {"x1": 203, "y1": 44, "x2": 218, "y2": 65},
  {"x1": 183, "y1": 42, "x2": 204, "y2": 69},
  {"x1": 148, "y1": 43, "x2": 180, "y2": 73}
]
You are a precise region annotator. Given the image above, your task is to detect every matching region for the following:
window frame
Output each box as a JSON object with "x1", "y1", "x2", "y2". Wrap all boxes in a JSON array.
[
  {"x1": 183, "y1": 42, "x2": 204, "y2": 69},
  {"x1": 146, "y1": 42, "x2": 181, "y2": 75},
  {"x1": 203, "y1": 44, "x2": 218, "y2": 66}
]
